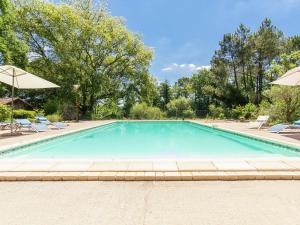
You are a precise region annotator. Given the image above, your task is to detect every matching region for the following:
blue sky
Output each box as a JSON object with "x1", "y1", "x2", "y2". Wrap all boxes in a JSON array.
[{"x1": 107, "y1": 0, "x2": 300, "y2": 82}]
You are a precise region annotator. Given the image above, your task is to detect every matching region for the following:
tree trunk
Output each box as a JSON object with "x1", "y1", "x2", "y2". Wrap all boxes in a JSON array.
[
  {"x1": 255, "y1": 62, "x2": 263, "y2": 105},
  {"x1": 81, "y1": 87, "x2": 88, "y2": 115},
  {"x1": 232, "y1": 62, "x2": 239, "y2": 90}
]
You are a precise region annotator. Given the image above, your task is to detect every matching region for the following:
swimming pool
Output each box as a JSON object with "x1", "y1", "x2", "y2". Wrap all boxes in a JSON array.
[{"x1": 1, "y1": 121, "x2": 300, "y2": 160}]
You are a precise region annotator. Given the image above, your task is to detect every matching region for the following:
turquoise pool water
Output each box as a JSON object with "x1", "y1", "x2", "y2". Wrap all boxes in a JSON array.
[{"x1": 1, "y1": 121, "x2": 300, "y2": 159}]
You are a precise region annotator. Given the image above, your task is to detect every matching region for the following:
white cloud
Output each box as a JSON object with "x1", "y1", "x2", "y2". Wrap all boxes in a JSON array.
[{"x1": 161, "y1": 63, "x2": 211, "y2": 74}]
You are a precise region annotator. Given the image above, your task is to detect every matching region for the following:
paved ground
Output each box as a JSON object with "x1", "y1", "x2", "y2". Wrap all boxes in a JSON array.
[
  {"x1": 0, "y1": 181, "x2": 300, "y2": 225},
  {"x1": 196, "y1": 119, "x2": 300, "y2": 147}
]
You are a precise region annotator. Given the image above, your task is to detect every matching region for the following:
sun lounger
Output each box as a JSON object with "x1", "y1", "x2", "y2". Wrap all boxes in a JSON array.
[
  {"x1": 247, "y1": 115, "x2": 269, "y2": 129},
  {"x1": 268, "y1": 124, "x2": 290, "y2": 133},
  {"x1": 35, "y1": 116, "x2": 52, "y2": 125},
  {"x1": 0, "y1": 122, "x2": 10, "y2": 130},
  {"x1": 294, "y1": 120, "x2": 300, "y2": 126},
  {"x1": 35, "y1": 116, "x2": 66, "y2": 129},
  {"x1": 15, "y1": 119, "x2": 48, "y2": 132},
  {"x1": 268, "y1": 122, "x2": 300, "y2": 134}
]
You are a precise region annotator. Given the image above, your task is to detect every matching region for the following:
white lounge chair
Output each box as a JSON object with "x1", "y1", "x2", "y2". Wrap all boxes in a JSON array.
[{"x1": 247, "y1": 115, "x2": 269, "y2": 129}]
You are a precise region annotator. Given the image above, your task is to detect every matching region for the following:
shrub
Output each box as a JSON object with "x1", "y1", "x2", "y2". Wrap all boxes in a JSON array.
[
  {"x1": 182, "y1": 109, "x2": 195, "y2": 119},
  {"x1": 60, "y1": 102, "x2": 77, "y2": 120},
  {"x1": 92, "y1": 101, "x2": 122, "y2": 120},
  {"x1": 167, "y1": 97, "x2": 194, "y2": 118},
  {"x1": 13, "y1": 109, "x2": 36, "y2": 119},
  {"x1": 262, "y1": 86, "x2": 300, "y2": 122},
  {"x1": 144, "y1": 106, "x2": 164, "y2": 119},
  {"x1": 43, "y1": 99, "x2": 60, "y2": 115},
  {"x1": 208, "y1": 104, "x2": 225, "y2": 119},
  {"x1": 233, "y1": 103, "x2": 258, "y2": 120},
  {"x1": 46, "y1": 113, "x2": 62, "y2": 122},
  {"x1": 130, "y1": 103, "x2": 164, "y2": 119},
  {"x1": 0, "y1": 104, "x2": 10, "y2": 121}
]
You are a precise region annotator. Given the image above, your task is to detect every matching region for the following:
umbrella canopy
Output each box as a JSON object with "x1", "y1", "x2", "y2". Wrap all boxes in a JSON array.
[
  {"x1": 0, "y1": 65, "x2": 59, "y2": 135},
  {"x1": 271, "y1": 66, "x2": 300, "y2": 86},
  {"x1": 0, "y1": 65, "x2": 59, "y2": 89}
]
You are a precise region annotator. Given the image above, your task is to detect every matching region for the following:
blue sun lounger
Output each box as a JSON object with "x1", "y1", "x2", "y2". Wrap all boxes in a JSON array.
[
  {"x1": 15, "y1": 119, "x2": 48, "y2": 132},
  {"x1": 268, "y1": 121, "x2": 300, "y2": 134},
  {"x1": 0, "y1": 122, "x2": 10, "y2": 130},
  {"x1": 294, "y1": 120, "x2": 300, "y2": 126},
  {"x1": 268, "y1": 124, "x2": 290, "y2": 133},
  {"x1": 35, "y1": 116, "x2": 66, "y2": 129}
]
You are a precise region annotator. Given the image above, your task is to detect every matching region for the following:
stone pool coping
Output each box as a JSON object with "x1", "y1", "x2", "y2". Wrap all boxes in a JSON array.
[
  {"x1": 1, "y1": 120, "x2": 300, "y2": 181},
  {"x1": 192, "y1": 120, "x2": 300, "y2": 149},
  {"x1": 1, "y1": 160, "x2": 300, "y2": 181}
]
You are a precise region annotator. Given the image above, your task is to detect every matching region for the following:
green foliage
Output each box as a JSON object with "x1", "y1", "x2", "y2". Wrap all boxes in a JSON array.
[
  {"x1": 43, "y1": 99, "x2": 60, "y2": 115},
  {"x1": 16, "y1": 0, "x2": 153, "y2": 116},
  {"x1": 59, "y1": 102, "x2": 77, "y2": 121},
  {"x1": 130, "y1": 103, "x2": 164, "y2": 120},
  {"x1": 0, "y1": 104, "x2": 10, "y2": 121},
  {"x1": 92, "y1": 101, "x2": 122, "y2": 120},
  {"x1": 166, "y1": 97, "x2": 194, "y2": 118},
  {"x1": 13, "y1": 109, "x2": 36, "y2": 119},
  {"x1": 211, "y1": 19, "x2": 284, "y2": 107},
  {"x1": 158, "y1": 80, "x2": 172, "y2": 110},
  {"x1": 263, "y1": 86, "x2": 300, "y2": 122},
  {"x1": 173, "y1": 77, "x2": 191, "y2": 99},
  {"x1": 1, "y1": 1, "x2": 300, "y2": 122},
  {"x1": 0, "y1": 0, "x2": 28, "y2": 67},
  {"x1": 208, "y1": 104, "x2": 226, "y2": 119},
  {"x1": 233, "y1": 103, "x2": 258, "y2": 120},
  {"x1": 46, "y1": 113, "x2": 62, "y2": 122}
]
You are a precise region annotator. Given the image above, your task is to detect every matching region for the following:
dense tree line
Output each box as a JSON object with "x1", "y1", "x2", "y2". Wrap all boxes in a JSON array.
[
  {"x1": 1, "y1": 0, "x2": 300, "y2": 122},
  {"x1": 153, "y1": 20, "x2": 300, "y2": 122}
]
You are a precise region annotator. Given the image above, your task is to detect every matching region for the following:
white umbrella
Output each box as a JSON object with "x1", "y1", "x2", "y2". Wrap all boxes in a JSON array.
[
  {"x1": 0, "y1": 65, "x2": 59, "y2": 134},
  {"x1": 271, "y1": 66, "x2": 300, "y2": 86}
]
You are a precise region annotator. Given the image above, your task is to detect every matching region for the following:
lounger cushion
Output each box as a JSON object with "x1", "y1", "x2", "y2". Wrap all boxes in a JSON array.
[
  {"x1": 268, "y1": 124, "x2": 289, "y2": 133},
  {"x1": 294, "y1": 120, "x2": 300, "y2": 125}
]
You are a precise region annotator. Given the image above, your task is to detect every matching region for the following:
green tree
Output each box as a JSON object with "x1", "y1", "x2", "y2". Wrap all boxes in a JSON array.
[
  {"x1": 172, "y1": 77, "x2": 191, "y2": 99},
  {"x1": 251, "y1": 18, "x2": 284, "y2": 104},
  {"x1": 129, "y1": 103, "x2": 163, "y2": 120},
  {"x1": 0, "y1": 0, "x2": 28, "y2": 67},
  {"x1": 264, "y1": 51, "x2": 300, "y2": 122},
  {"x1": 16, "y1": 0, "x2": 153, "y2": 116},
  {"x1": 285, "y1": 35, "x2": 300, "y2": 52},
  {"x1": 189, "y1": 69, "x2": 214, "y2": 116},
  {"x1": 158, "y1": 80, "x2": 172, "y2": 110},
  {"x1": 166, "y1": 97, "x2": 194, "y2": 118}
]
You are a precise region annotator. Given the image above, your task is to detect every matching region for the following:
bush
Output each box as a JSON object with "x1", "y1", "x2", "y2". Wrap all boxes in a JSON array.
[
  {"x1": 60, "y1": 102, "x2": 77, "y2": 120},
  {"x1": 46, "y1": 113, "x2": 62, "y2": 122},
  {"x1": 233, "y1": 103, "x2": 258, "y2": 120},
  {"x1": 208, "y1": 104, "x2": 225, "y2": 119},
  {"x1": 92, "y1": 101, "x2": 122, "y2": 120},
  {"x1": 13, "y1": 109, "x2": 36, "y2": 119},
  {"x1": 182, "y1": 109, "x2": 195, "y2": 119},
  {"x1": 167, "y1": 97, "x2": 194, "y2": 118},
  {"x1": 43, "y1": 99, "x2": 60, "y2": 115},
  {"x1": 0, "y1": 104, "x2": 10, "y2": 121},
  {"x1": 130, "y1": 103, "x2": 164, "y2": 119},
  {"x1": 144, "y1": 106, "x2": 164, "y2": 119},
  {"x1": 262, "y1": 86, "x2": 300, "y2": 122}
]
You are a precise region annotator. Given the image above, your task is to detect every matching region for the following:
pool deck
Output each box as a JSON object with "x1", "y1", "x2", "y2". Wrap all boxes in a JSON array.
[{"x1": 1, "y1": 119, "x2": 300, "y2": 181}]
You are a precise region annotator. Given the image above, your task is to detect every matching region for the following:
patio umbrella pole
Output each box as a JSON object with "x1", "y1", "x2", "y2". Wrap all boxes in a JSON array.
[{"x1": 10, "y1": 68, "x2": 15, "y2": 134}]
